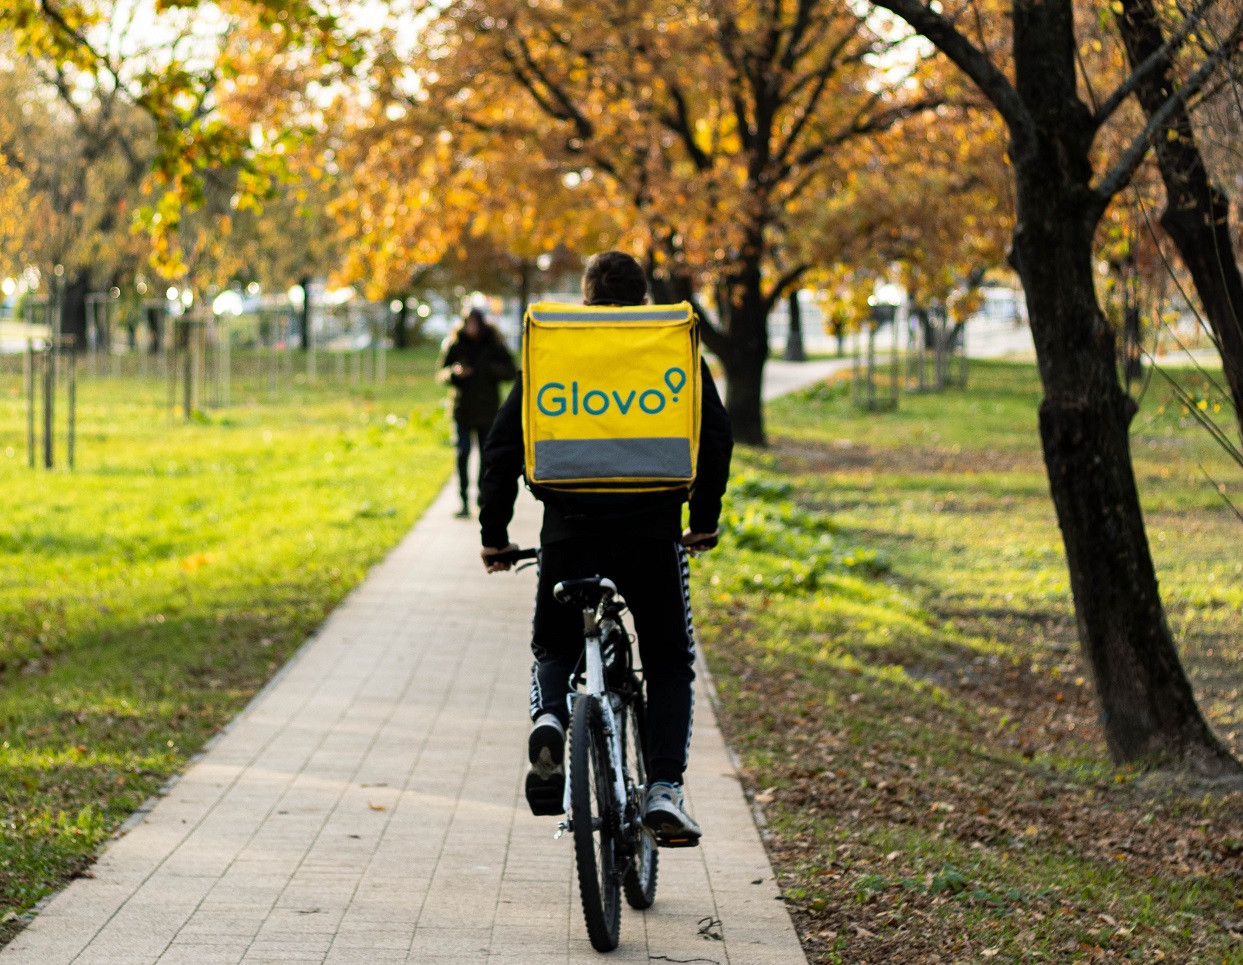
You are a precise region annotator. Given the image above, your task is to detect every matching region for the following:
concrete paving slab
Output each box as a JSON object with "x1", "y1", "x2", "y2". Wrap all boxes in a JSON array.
[{"x1": 2, "y1": 446, "x2": 805, "y2": 963}]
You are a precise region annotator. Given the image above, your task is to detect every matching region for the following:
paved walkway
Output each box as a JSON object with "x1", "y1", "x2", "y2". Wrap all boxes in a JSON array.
[
  {"x1": 2, "y1": 377, "x2": 817, "y2": 964},
  {"x1": 760, "y1": 358, "x2": 850, "y2": 401}
]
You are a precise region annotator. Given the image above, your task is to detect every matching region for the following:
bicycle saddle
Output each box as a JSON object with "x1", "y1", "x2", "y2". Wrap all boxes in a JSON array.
[{"x1": 552, "y1": 576, "x2": 617, "y2": 607}]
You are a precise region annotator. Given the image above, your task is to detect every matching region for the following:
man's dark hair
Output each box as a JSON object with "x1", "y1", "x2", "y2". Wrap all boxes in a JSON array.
[
  {"x1": 582, "y1": 251, "x2": 647, "y2": 306},
  {"x1": 456, "y1": 307, "x2": 494, "y2": 342}
]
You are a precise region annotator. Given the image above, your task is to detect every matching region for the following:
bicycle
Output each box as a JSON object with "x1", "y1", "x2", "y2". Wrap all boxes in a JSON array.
[{"x1": 493, "y1": 546, "x2": 662, "y2": 952}]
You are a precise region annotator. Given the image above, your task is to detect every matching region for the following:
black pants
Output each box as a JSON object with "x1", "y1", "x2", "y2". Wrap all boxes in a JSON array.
[
  {"x1": 455, "y1": 418, "x2": 491, "y2": 504},
  {"x1": 530, "y1": 538, "x2": 695, "y2": 785}
]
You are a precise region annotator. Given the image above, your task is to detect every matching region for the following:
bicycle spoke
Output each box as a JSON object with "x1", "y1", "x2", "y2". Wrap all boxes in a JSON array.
[{"x1": 622, "y1": 691, "x2": 659, "y2": 910}]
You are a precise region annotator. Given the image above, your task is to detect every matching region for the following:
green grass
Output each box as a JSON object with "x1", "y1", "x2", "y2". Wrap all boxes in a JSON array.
[
  {"x1": 0, "y1": 347, "x2": 456, "y2": 938},
  {"x1": 695, "y1": 360, "x2": 1243, "y2": 963},
  {"x1": 4, "y1": 349, "x2": 1240, "y2": 960}
]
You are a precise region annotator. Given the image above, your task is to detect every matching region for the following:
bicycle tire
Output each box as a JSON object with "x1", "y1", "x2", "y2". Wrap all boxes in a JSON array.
[
  {"x1": 621, "y1": 690, "x2": 658, "y2": 909},
  {"x1": 570, "y1": 694, "x2": 622, "y2": 951}
]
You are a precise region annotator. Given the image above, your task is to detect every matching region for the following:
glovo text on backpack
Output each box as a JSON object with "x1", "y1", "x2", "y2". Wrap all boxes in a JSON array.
[{"x1": 521, "y1": 302, "x2": 702, "y2": 493}]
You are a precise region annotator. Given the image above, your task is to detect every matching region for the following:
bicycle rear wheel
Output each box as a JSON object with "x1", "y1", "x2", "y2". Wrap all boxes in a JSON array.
[
  {"x1": 570, "y1": 694, "x2": 621, "y2": 951},
  {"x1": 621, "y1": 690, "x2": 658, "y2": 909}
]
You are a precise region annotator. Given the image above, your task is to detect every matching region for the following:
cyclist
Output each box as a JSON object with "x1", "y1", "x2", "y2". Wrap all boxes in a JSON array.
[{"x1": 478, "y1": 251, "x2": 733, "y2": 844}]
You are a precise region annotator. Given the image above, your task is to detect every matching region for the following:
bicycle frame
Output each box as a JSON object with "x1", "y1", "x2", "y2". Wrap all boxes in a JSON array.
[{"x1": 561, "y1": 604, "x2": 631, "y2": 835}]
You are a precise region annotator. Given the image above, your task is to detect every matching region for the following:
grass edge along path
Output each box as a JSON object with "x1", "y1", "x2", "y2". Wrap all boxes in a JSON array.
[
  {"x1": 694, "y1": 360, "x2": 1243, "y2": 964},
  {"x1": 0, "y1": 350, "x2": 456, "y2": 945}
]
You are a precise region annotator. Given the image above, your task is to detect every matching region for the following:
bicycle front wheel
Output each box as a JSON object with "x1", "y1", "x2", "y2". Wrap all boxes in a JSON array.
[{"x1": 570, "y1": 694, "x2": 622, "y2": 951}]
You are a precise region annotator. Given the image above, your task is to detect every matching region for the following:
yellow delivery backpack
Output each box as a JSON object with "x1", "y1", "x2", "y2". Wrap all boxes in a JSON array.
[{"x1": 522, "y1": 301, "x2": 701, "y2": 493}]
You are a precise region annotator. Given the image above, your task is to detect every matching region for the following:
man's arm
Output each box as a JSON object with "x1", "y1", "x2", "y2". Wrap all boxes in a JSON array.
[
  {"x1": 436, "y1": 338, "x2": 461, "y2": 385},
  {"x1": 479, "y1": 374, "x2": 525, "y2": 550},
  {"x1": 688, "y1": 358, "x2": 733, "y2": 536}
]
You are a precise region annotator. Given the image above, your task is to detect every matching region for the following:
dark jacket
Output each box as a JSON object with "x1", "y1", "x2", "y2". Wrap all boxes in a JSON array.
[
  {"x1": 437, "y1": 329, "x2": 518, "y2": 427},
  {"x1": 479, "y1": 357, "x2": 733, "y2": 547}
]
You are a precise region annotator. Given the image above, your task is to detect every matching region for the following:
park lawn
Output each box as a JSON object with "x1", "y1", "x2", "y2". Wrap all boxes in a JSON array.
[
  {"x1": 0, "y1": 347, "x2": 456, "y2": 942},
  {"x1": 694, "y1": 360, "x2": 1243, "y2": 964}
]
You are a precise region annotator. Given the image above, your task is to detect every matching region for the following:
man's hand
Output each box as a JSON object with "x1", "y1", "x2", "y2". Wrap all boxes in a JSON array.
[
  {"x1": 680, "y1": 530, "x2": 719, "y2": 556},
  {"x1": 451, "y1": 363, "x2": 474, "y2": 378},
  {"x1": 482, "y1": 543, "x2": 520, "y2": 572}
]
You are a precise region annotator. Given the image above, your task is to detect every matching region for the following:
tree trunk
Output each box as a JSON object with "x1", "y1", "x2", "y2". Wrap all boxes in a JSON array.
[
  {"x1": 1009, "y1": 29, "x2": 1239, "y2": 772},
  {"x1": 297, "y1": 275, "x2": 312, "y2": 351},
  {"x1": 720, "y1": 339, "x2": 766, "y2": 445},
  {"x1": 393, "y1": 298, "x2": 410, "y2": 349},
  {"x1": 517, "y1": 260, "x2": 532, "y2": 357},
  {"x1": 146, "y1": 304, "x2": 163, "y2": 354},
  {"x1": 1158, "y1": 200, "x2": 1243, "y2": 436},
  {"x1": 719, "y1": 259, "x2": 770, "y2": 446},
  {"x1": 59, "y1": 271, "x2": 90, "y2": 350},
  {"x1": 649, "y1": 259, "x2": 770, "y2": 445},
  {"x1": 517, "y1": 259, "x2": 532, "y2": 322},
  {"x1": 1116, "y1": 0, "x2": 1243, "y2": 443},
  {"x1": 783, "y1": 290, "x2": 806, "y2": 361},
  {"x1": 874, "y1": 0, "x2": 1240, "y2": 773},
  {"x1": 1122, "y1": 303, "x2": 1143, "y2": 388}
]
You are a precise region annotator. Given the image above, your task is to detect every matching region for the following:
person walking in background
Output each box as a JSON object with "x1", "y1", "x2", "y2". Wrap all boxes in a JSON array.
[{"x1": 438, "y1": 308, "x2": 517, "y2": 517}]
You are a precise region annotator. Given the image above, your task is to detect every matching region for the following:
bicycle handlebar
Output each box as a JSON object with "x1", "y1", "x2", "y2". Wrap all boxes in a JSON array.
[
  {"x1": 489, "y1": 546, "x2": 539, "y2": 565},
  {"x1": 490, "y1": 537, "x2": 717, "y2": 566}
]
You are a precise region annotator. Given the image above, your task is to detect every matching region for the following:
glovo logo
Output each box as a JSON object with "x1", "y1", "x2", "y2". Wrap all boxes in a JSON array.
[{"x1": 536, "y1": 367, "x2": 688, "y2": 418}]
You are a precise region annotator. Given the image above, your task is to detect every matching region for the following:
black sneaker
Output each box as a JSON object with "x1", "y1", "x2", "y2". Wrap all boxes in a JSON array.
[{"x1": 525, "y1": 714, "x2": 566, "y2": 816}]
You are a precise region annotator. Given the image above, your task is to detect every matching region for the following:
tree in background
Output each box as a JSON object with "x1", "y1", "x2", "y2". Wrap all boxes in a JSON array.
[
  {"x1": 807, "y1": 101, "x2": 1013, "y2": 377},
  {"x1": 328, "y1": 55, "x2": 625, "y2": 307},
  {"x1": 358, "y1": 0, "x2": 951, "y2": 443},
  {"x1": 1114, "y1": 0, "x2": 1243, "y2": 445},
  {"x1": 873, "y1": 0, "x2": 1243, "y2": 774},
  {"x1": 1, "y1": 0, "x2": 363, "y2": 299},
  {"x1": 0, "y1": 42, "x2": 155, "y2": 344}
]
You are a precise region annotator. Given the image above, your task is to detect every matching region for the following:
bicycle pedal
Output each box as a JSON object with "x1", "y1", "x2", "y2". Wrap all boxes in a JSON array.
[{"x1": 656, "y1": 835, "x2": 700, "y2": 849}]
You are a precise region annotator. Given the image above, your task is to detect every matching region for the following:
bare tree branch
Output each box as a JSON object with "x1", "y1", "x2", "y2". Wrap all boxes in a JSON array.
[
  {"x1": 789, "y1": 95, "x2": 945, "y2": 172},
  {"x1": 500, "y1": 35, "x2": 592, "y2": 140},
  {"x1": 1093, "y1": 0, "x2": 1215, "y2": 129},
  {"x1": 769, "y1": 21, "x2": 866, "y2": 173},
  {"x1": 762, "y1": 262, "x2": 811, "y2": 315},
  {"x1": 659, "y1": 83, "x2": 713, "y2": 172},
  {"x1": 1092, "y1": 25, "x2": 1243, "y2": 208},
  {"x1": 870, "y1": 0, "x2": 1033, "y2": 137}
]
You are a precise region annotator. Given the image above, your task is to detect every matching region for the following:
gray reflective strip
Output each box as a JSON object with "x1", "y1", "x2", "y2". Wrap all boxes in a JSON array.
[
  {"x1": 528, "y1": 308, "x2": 689, "y2": 323},
  {"x1": 533, "y1": 437, "x2": 692, "y2": 481}
]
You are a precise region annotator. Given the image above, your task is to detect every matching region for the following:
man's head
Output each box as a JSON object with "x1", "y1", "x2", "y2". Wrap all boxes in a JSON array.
[
  {"x1": 582, "y1": 251, "x2": 647, "y2": 306},
  {"x1": 462, "y1": 307, "x2": 485, "y2": 339}
]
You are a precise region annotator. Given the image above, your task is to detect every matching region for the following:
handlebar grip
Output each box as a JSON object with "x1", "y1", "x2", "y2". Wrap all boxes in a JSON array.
[{"x1": 490, "y1": 547, "x2": 539, "y2": 565}]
